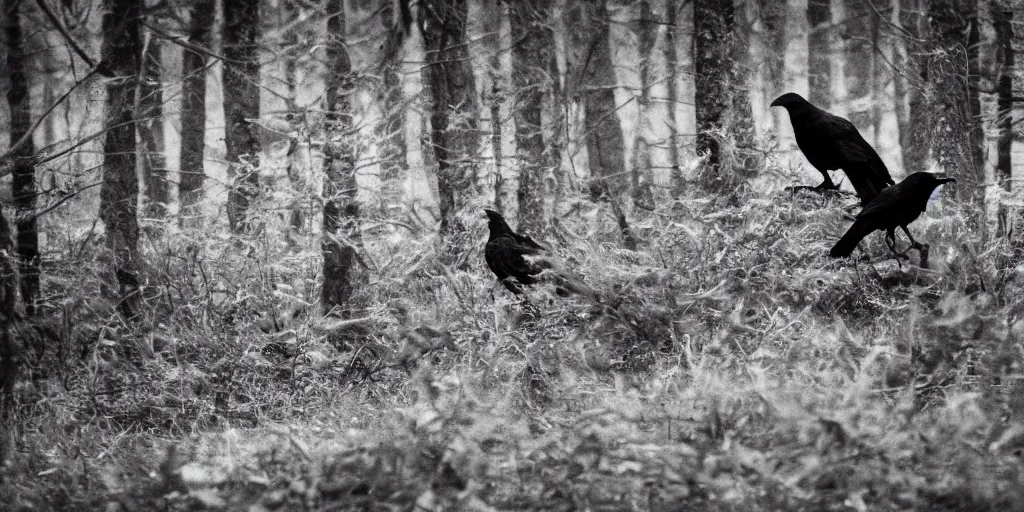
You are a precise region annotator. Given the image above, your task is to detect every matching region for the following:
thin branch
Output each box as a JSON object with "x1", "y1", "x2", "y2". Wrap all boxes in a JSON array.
[
  {"x1": 17, "y1": 181, "x2": 103, "y2": 226},
  {"x1": 34, "y1": 0, "x2": 112, "y2": 76},
  {"x1": 0, "y1": 68, "x2": 99, "y2": 169}
]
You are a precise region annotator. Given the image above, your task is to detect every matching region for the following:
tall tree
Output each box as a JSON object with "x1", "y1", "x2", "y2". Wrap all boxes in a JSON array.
[
  {"x1": 510, "y1": 0, "x2": 553, "y2": 232},
  {"x1": 693, "y1": 0, "x2": 751, "y2": 191},
  {"x1": 422, "y1": 0, "x2": 480, "y2": 235},
  {"x1": 139, "y1": 31, "x2": 169, "y2": 220},
  {"x1": 5, "y1": 0, "x2": 39, "y2": 315},
  {"x1": 378, "y1": 0, "x2": 409, "y2": 192},
  {"x1": 179, "y1": 0, "x2": 215, "y2": 220},
  {"x1": 0, "y1": 207, "x2": 19, "y2": 416},
  {"x1": 100, "y1": 0, "x2": 143, "y2": 319},
  {"x1": 807, "y1": 0, "x2": 830, "y2": 109},
  {"x1": 631, "y1": 0, "x2": 658, "y2": 209},
  {"x1": 321, "y1": 0, "x2": 360, "y2": 313},
  {"x1": 927, "y1": 0, "x2": 983, "y2": 199},
  {"x1": 223, "y1": 0, "x2": 262, "y2": 232},
  {"x1": 779, "y1": 0, "x2": 809, "y2": 158},
  {"x1": 992, "y1": 3, "x2": 1014, "y2": 236},
  {"x1": 827, "y1": 0, "x2": 847, "y2": 119},
  {"x1": 572, "y1": 0, "x2": 628, "y2": 202}
]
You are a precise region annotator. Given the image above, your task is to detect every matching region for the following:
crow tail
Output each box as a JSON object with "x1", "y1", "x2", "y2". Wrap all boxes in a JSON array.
[
  {"x1": 829, "y1": 220, "x2": 874, "y2": 258},
  {"x1": 546, "y1": 270, "x2": 602, "y2": 303}
]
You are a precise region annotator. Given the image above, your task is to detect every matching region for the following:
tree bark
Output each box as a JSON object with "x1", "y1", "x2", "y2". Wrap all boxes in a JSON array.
[
  {"x1": 321, "y1": 0, "x2": 360, "y2": 314},
  {"x1": 179, "y1": 0, "x2": 214, "y2": 221},
  {"x1": 992, "y1": 3, "x2": 1013, "y2": 236},
  {"x1": 100, "y1": 0, "x2": 143, "y2": 319},
  {"x1": 807, "y1": 0, "x2": 830, "y2": 109},
  {"x1": 223, "y1": 0, "x2": 262, "y2": 233},
  {"x1": 780, "y1": 0, "x2": 809, "y2": 158},
  {"x1": 6, "y1": 0, "x2": 39, "y2": 316},
  {"x1": 139, "y1": 31, "x2": 169, "y2": 220},
  {"x1": 630, "y1": 0, "x2": 658, "y2": 210},
  {"x1": 422, "y1": 0, "x2": 480, "y2": 235},
  {"x1": 694, "y1": 0, "x2": 751, "y2": 192},
  {"x1": 0, "y1": 207, "x2": 18, "y2": 415},
  {"x1": 574, "y1": 0, "x2": 628, "y2": 202},
  {"x1": 927, "y1": 0, "x2": 982, "y2": 200},
  {"x1": 665, "y1": 0, "x2": 681, "y2": 195},
  {"x1": 510, "y1": 0, "x2": 553, "y2": 232},
  {"x1": 827, "y1": 0, "x2": 847, "y2": 119},
  {"x1": 379, "y1": 0, "x2": 408, "y2": 187}
]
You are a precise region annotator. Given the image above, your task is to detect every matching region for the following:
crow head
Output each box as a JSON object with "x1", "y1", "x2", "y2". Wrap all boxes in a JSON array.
[
  {"x1": 483, "y1": 209, "x2": 514, "y2": 239},
  {"x1": 770, "y1": 92, "x2": 809, "y2": 109}
]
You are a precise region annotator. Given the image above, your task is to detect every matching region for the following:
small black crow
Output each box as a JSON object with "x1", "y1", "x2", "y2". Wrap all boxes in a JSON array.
[
  {"x1": 829, "y1": 172, "x2": 955, "y2": 259},
  {"x1": 771, "y1": 92, "x2": 895, "y2": 206},
  {"x1": 483, "y1": 209, "x2": 598, "y2": 301}
]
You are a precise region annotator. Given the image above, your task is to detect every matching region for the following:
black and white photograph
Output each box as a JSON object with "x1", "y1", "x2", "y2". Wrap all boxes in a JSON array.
[{"x1": 1, "y1": 0, "x2": 1023, "y2": 509}]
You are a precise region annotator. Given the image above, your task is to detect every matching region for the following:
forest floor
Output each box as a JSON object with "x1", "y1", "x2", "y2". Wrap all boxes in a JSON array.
[{"x1": 2, "y1": 185, "x2": 1024, "y2": 511}]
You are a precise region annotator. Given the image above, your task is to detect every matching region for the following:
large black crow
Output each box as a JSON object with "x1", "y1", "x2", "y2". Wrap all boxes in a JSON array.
[
  {"x1": 483, "y1": 209, "x2": 598, "y2": 301},
  {"x1": 829, "y1": 172, "x2": 955, "y2": 259},
  {"x1": 771, "y1": 92, "x2": 895, "y2": 206}
]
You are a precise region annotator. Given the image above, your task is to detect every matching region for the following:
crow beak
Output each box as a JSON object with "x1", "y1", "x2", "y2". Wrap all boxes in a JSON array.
[
  {"x1": 770, "y1": 98, "x2": 781, "y2": 107},
  {"x1": 939, "y1": 177, "x2": 957, "y2": 185}
]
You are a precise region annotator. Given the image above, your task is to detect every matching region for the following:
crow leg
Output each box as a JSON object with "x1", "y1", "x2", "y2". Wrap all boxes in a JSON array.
[
  {"x1": 882, "y1": 229, "x2": 909, "y2": 267},
  {"x1": 899, "y1": 226, "x2": 927, "y2": 252}
]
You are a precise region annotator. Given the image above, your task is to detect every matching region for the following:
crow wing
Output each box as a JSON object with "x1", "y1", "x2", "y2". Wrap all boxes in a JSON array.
[{"x1": 485, "y1": 235, "x2": 551, "y2": 288}]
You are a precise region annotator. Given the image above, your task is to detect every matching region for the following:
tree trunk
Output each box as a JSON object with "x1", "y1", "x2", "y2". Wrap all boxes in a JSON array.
[
  {"x1": 100, "y1": 0, "x2": 143, "y2": 319},
  {"x1": 902, "y1": 0, "x2": 931, "y2": 175},
  {"x1": 223, "y1": 0, "x2": 262, "y2": 233},
  {"x1": 179, "y1": 0, "x2": 214, "y2": 222},
  {"x1": 630, "y1": 0, "x2": 657, "y2": 210},
  {"x1": 491, "y1": 7, "x2": 514, "y2": 216},
  {"x1": 5, "y1": 0, "x2": 38, "y2": 316},
  {"x1": 422, "y1": 0, "x2": 480, "y2": 235},
  {"x1": 927, "y1": 0, "x2": 981, "y2": 200},
  {"x1": 665, "y1": 0, "x2": 681, "y2": 194},
  {"x1": 574, "y1": 0, "x2": 628, "y2": 202},
  {"x1": 807, "y1": 0, "x2": 830, "y2": 109},
  {"x1": 139, "y1": 31, "x2": 169, "y2": 221},
  {"x1": 780, "y1": 0, "x2": 809, "y2": 159},
  {"x1": 510, "y1": 0, "x2": 553, "y2": 232},
  {"x1": 0, "y1": 207, "x2": 18, "y2": 415},
  {"x1": 827, "y1": 0, "x2": 847, "y2": 118},
  {"x1": 993, "y1": 4, "x2": 1013, "y2": 236},
  {"x1": 321, "y1": 0, "x2": 360, "y2": 314},
  {"x1": 400, "y1": 2, "x2": 437, "y2": 223},
  {"x1": 379, "y1": 0, "x2": 408, "y2": 189},
  {"x1": 694, "y1": 0, "x2": 748, "y2": 192}
]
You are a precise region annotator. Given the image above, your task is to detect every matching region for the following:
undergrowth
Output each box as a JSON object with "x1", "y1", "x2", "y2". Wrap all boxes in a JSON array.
[{"x1": 2, "y1": 185, "x2": 1023, "y2": 511}]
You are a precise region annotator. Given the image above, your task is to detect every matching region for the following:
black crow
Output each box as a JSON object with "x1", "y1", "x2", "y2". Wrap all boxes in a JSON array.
[
  {"x1": 483, "y1": 209, "x2": 598, "y2": 301},
  {"x1": 829, "y1": 172, "x2": 955, "y2": 259},
  {"x1": 771, "y1": 92, "x2": 895, "y2": 206}
]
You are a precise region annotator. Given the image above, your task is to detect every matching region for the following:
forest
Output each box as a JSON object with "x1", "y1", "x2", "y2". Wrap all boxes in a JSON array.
[{"x1": 1, "y1": 0, "x2": 1024, "y2": 509}]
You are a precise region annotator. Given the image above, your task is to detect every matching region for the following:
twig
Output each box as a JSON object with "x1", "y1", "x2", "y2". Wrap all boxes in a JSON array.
[{"x1": 34, "y1": 0, "x2": 111, "y2": 75}]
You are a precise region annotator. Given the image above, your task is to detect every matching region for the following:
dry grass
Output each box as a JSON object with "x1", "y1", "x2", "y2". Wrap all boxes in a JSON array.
[{"x1": 2, "y1": 183, "x2": 1023, "y2": 511}]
